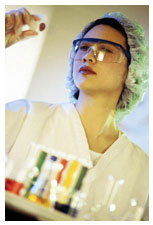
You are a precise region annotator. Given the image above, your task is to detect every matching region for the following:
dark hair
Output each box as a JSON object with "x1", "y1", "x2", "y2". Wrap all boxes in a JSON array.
[{"x1": 74, "y1": 18, "x2": 131, "y2": 100}]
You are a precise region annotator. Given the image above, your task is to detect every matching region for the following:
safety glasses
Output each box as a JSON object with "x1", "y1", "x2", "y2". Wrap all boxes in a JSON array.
[{"x1": 73, "y1": 38, "x2": 131, "y2": 64}]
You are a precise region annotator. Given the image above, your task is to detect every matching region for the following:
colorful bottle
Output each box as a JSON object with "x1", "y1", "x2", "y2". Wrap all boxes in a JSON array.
[
  {"x1": 25, "y1": 151, "x2": 48, "y2": 198},
  {"x1": 5, "y1": 158, "x2": 24, "y2": 195},
  {"x1": 54, "y1": 160, "x2": 80, "y2": 214},
  {"x1": 68, "y1": 166, "x2": 88, "y2": 217},
  {"x1": 27, "y1": 155, "x2": 64, "y2": 207}
]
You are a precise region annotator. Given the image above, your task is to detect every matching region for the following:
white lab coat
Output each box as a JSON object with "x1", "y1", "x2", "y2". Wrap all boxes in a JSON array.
[{"x1": 5, "y1": 99, "x2": 149, "y2": 221}]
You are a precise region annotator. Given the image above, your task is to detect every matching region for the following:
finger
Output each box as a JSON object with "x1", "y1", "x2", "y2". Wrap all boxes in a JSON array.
[
  {"x1": 5, "y1": 33, "x2": 11, "y2": 47},
  {"x1": 5, "y1": 11, "x2": 15, "y2": 31},
  {"x1": 6, "y1": 29, "x2": 38, "y2": 48},
  {"x1": 5, "y1": 32, "x2": 17, "y2": 48},
  {"x1": 14, "y1": 11, "x2": 23, "y2": 32},
  {"x1": 20, "y1": 29, "x2": 38, "y2": 39},
  {"x1": 20, "y1": 8, "x2": 32, "y2": 26}
]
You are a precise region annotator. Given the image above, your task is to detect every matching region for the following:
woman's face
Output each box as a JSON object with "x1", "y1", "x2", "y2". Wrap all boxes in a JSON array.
[{"x1": 73, "y1": 24, "x2": 129, "y2": 96}]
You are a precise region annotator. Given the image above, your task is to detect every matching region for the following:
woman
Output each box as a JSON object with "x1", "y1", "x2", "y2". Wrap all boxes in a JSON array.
[{"x1": 5, "y1": 8, "x2": 149, "y2": 221}]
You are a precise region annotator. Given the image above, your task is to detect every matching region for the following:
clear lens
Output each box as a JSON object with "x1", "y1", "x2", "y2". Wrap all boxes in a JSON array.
[{"x1": 74, "y1": 41, "x2": 125, "y2": 63}]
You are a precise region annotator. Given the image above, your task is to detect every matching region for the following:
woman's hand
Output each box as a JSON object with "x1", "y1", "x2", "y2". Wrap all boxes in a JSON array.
[{"x1": 5, "y1": 8, "x2": 45, "y2": 48}]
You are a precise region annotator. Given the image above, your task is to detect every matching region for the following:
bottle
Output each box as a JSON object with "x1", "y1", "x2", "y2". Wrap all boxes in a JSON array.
[
  {"x1": 54, "y1": 160, "x2": 80, "y2": 214},
  {"x1": 68, "y1": 166, "x2": 88, "y2": 217},
  {"x1": 22, "y1": 14, "x2": 46, "y2": 34},
  {"x1": 27, "y1": 155, "x2": 58, "y2": 206},
  {"x1": 25, "y1": 150, "x2": 48, "y2": 198},
  {"x1": 15, "y1": 143, "x2": 46, "y2": 196},
  {"x1": 5, "y1": 158, "x2": 24, "y2": 195}
]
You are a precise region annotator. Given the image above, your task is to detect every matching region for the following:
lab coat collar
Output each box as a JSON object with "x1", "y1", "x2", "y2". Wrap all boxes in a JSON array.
[{"x1": 59, "y1": 103, "x2": 127, "y2": 169}]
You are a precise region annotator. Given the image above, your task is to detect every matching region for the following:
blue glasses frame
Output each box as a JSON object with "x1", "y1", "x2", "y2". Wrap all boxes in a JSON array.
[{"x1": 73, "y1": 38, "x2": 131, "y2": 61}]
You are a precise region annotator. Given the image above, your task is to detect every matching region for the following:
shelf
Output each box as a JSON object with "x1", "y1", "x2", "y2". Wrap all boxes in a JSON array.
[{"x1": 5, "y1": 191, "x2": 78, "y2": 221}]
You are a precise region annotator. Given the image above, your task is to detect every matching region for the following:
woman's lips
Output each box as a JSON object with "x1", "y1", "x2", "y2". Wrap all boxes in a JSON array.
[{"x1": 79, "y1": 66, "x2": 96, "y2": 75}]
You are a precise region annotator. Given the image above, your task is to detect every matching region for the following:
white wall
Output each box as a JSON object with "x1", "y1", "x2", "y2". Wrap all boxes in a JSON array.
[{"x1": 5, "y1": 5, "x2": 149, "y2": 154}]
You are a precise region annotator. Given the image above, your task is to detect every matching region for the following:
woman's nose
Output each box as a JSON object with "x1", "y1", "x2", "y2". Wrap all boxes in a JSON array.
[{"x1": 82, "y1": 49, "x2": 96, "y2": 64}]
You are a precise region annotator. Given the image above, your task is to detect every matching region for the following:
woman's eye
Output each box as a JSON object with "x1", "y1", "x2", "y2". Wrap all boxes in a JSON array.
[
  {"x1": 101, "y1": 47, "x2": 112, "y2": 53},
  {"x1": 79, "y1": 45, "x2": 89, "y2": 51}
]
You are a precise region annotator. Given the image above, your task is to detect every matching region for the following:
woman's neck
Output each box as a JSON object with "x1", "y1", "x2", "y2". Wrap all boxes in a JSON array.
[
  {"x1": 75, "y1": 92, "x2": 119, "y2": 153},
  {"x1": 75, "y1": 92, "x2": 119, "y2": 134}
]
